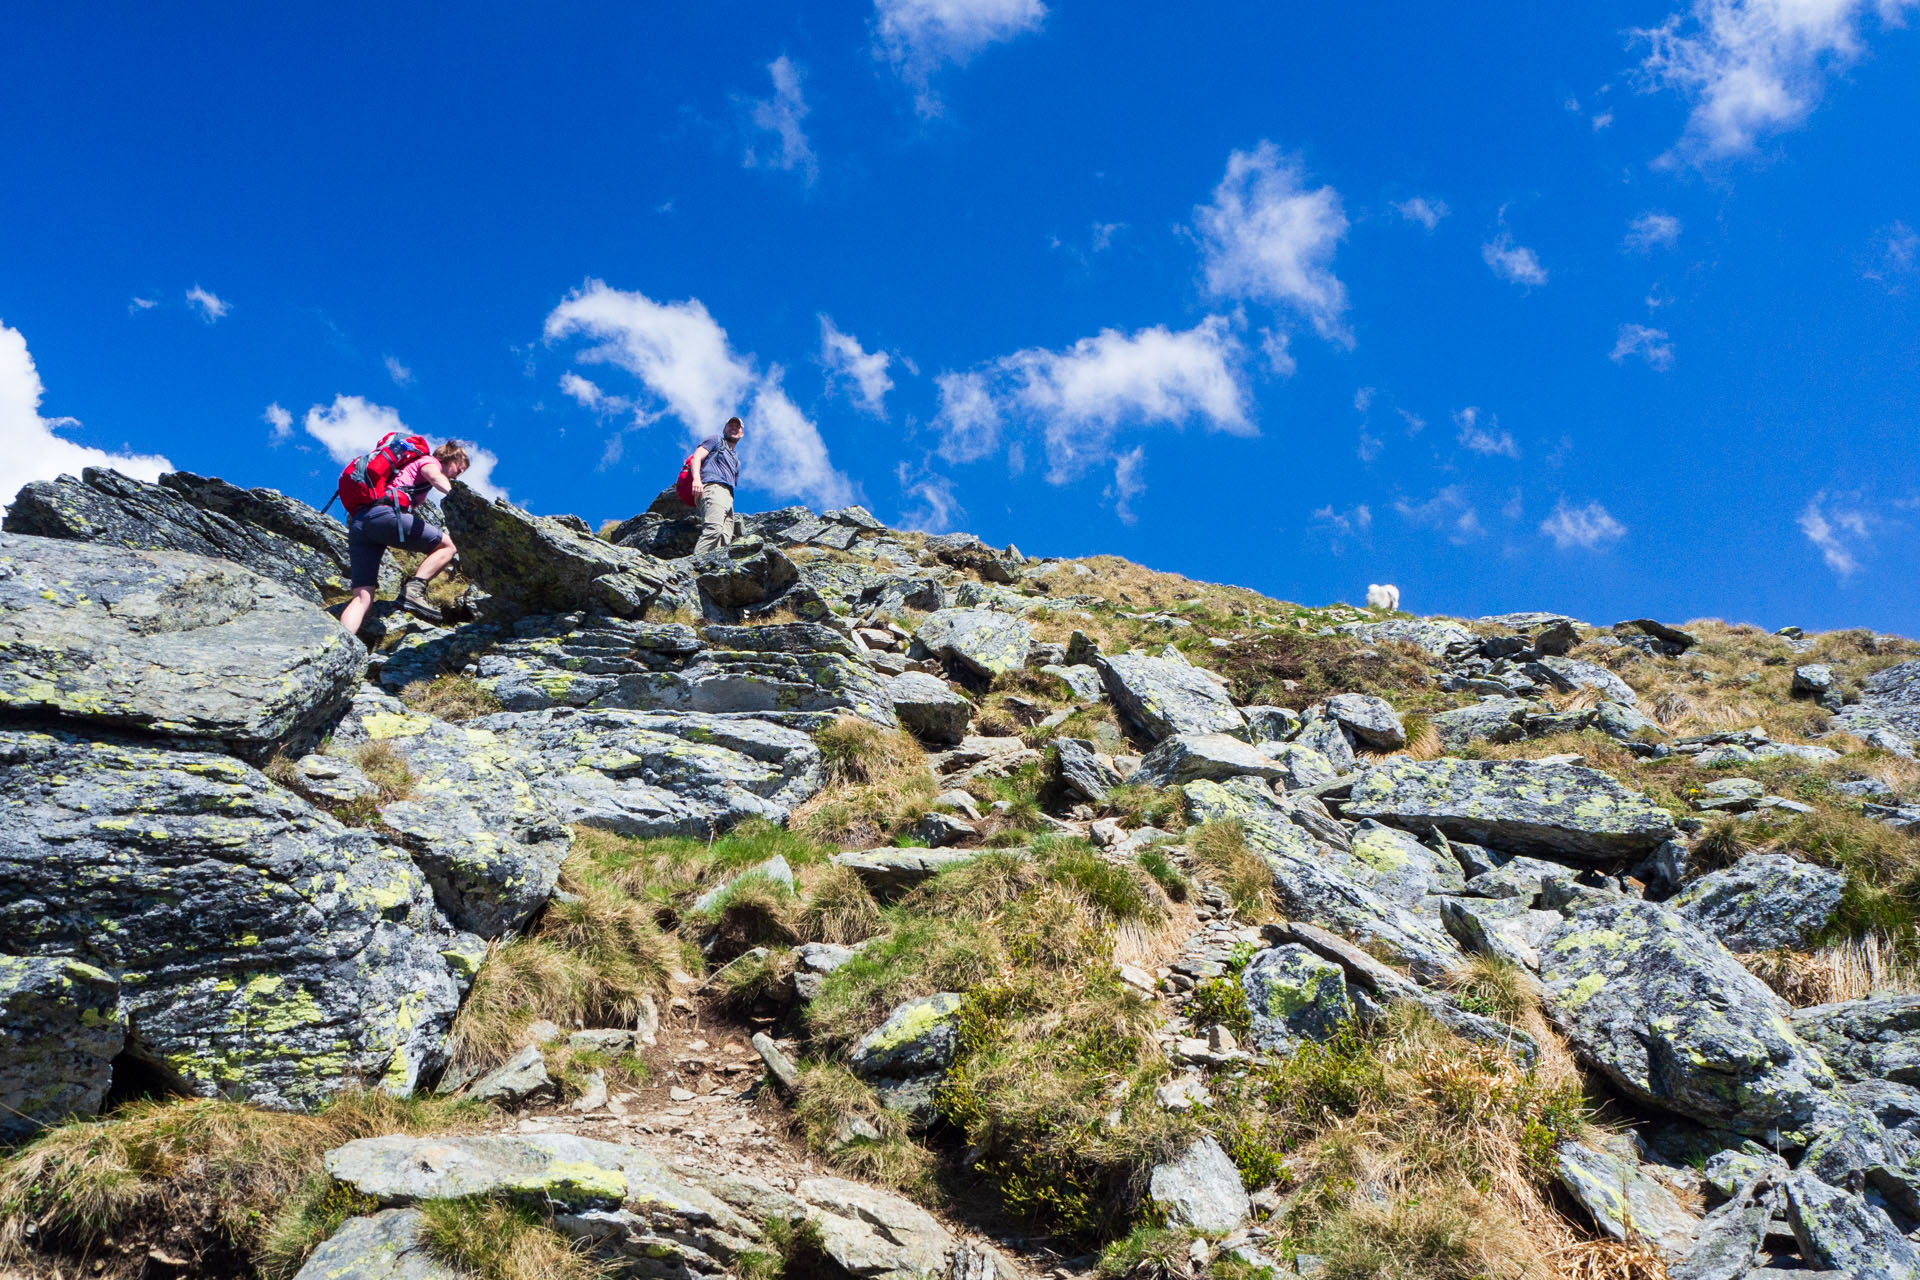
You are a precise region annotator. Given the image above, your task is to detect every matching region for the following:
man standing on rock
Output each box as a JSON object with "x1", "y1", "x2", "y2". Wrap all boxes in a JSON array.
[
  {"x1": 689, "y1": 416, "x2": 745, "y2": 556},
  {"x1": 338, "y1": 441, "x2": 471, "y2": 637}
]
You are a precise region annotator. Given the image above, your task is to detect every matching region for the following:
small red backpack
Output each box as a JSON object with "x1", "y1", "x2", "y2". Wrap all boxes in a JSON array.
[
  {"x1": 675, "y1": 449, "x2": 700, "y2": 506},
  {"x1": 337, "y1": 432, "x2": 433, "y2": 516}
]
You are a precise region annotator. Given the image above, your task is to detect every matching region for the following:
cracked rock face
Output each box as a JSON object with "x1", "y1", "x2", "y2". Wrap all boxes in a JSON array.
[
  {"x1": 475, "y1": 707, "x2": 824, "y2": 839},
  {"x1": 1791, "y1": 994, "x2": 1920, "y2": 1087},
  {"x1": 1096, "y1": 651, "x2": 1244, "y2": 743},
  {"x1": 1344, "y1": 757, "x2": 1678, "y2": 864},
  {"x1": 0, "y1": 533, "x2": 364, "y2": 759},
  {"x1": 441, "y1": 485, "x2": 685, "y2": 620},
  {"x1": 913, "y1": 608, "x2": 1033, "y2": 681},
  {"x1": 0, "y1": 728, "x2": 464, "y2": 1112},
  {"x1": 0, "y1": 955, "x2": 125, "y2": 1141},
  {"x1": 325, "y1": 690, "x2": 573, "y2": 938},
  {"x1": 1669, "y1": 852, "x2": 1846, "y2": 952},
  {"x1": 1539, "y1": 896, "x2": 1838, "y2": 1145},
  {"x1": 3, "y1": 467, "x2": 368, "y2": 603}
]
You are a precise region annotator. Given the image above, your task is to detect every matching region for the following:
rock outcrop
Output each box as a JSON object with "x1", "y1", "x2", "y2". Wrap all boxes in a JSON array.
[{"x1": 0, "y1": 533, "x2": 363, "y2": 759}]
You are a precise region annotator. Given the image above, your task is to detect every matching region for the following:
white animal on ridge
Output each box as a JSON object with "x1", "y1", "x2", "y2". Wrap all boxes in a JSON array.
[{"x1": 1366, "y1": 583, "x2": 1400, "y2": 611}]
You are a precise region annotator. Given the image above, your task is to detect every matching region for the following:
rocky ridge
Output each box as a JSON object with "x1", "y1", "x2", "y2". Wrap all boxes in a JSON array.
[{"x1": 3, "y1": 469, "x2": 1920, "y2": 1278}]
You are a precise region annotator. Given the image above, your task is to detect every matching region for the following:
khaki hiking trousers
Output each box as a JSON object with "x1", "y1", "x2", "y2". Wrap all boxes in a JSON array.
[{"x1": 695, "y1": 484, "x2": 739, "y2": 555}]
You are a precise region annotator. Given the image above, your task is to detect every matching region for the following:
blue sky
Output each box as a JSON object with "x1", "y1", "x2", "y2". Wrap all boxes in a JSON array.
[{"x1": 3, "y1": 2, "x2": 1918, "y2": 633}]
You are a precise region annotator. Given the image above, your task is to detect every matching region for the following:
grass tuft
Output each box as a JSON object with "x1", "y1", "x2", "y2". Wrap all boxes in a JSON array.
[
  {"x1": 797, "y1": 717, "x2": 938, "y2": 846},
  {"x1": 419, "y1": 1197, "x2": 613, "y2": 1280},
  {"x1": 1187, "y1": 821, "x2": 1274, "y2": 917},
  {"x1": 400, "y1": 674, "x2": 505, "y2": 722}
]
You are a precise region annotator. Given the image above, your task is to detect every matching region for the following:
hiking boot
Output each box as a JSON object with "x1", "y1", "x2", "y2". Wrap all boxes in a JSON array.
[{"x1": 399, "y1": 577, "x2": 444, "y2": 623}]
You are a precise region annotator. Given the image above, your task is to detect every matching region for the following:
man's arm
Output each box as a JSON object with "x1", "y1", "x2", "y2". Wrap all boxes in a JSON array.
[
  {"x1": 419, "y1": 458, "x2": 454, "y2": 495},
  {"x1": 689, "y1": 445, "x2": 710, "y2": 500}
]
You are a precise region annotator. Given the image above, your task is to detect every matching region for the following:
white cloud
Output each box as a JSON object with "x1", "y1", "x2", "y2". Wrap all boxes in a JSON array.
[
  {"x1": 1453, "y1": 406, "x2": 1520, "y2": 458},
  {"x1": 1636, "y1": 0, "x2": 1919, "y2": 163},
  {"x1": 819, "y1": 316, "x2": 895, "y2": 417},
  {"x1": 1090, "y1": 222, "x2": 1125, "y2": 253},
  {"x1": 545, "y1": 280, "x2": 854, "y2": 508},
  {"x1": 874, "y1": 0, "x2": 1046, "y2": 114},
  {"x1": 1611, "y1": 323, "x2": 1677, "y2": 370},
  {"x1": 1196, "y1": 142, "x2": 1352, "y2": 344},
  {"x1": 1357, "y1": 426, "x2": 1383, "y2": 463},
  {"x1": 1393, "y1": 197, "x2": 1449, "y2": 230},
  {"x1": 934, "y1": 316, "x2": 1250, "y2": 482},
  {"x1": 1482, "y1": 232, "x2": 1548, "y2": 286},
  {"x1": 1398, "y1": 408, "x2": 1427, "y2": 436},
  {"x1": 560, "y1": 371, "x2": 607, "y2": 410},
  {"x1": 743, "y1": 56, "x2": 817, "y2": 184},
  {"x1": 1865, "y1": 220, "x2": 1919, "y2": 288},
  {"x1": 1259, "y1": 328, "x2": 1297, "y2": 377},
  {"x1": 265, "y1": 402, "x2": 293, "y2": 443},
  {"x1": 1312, "y1": 502, "x2": 1373, "y2": 551},
  {"x1": 1540, "y1": 498, "x2": 1627, "y2": 550},
  {"x1": 0, "y1": 321, "x2": 171, "y2": 511},
  {"x1": 301, "y1": 394, "x2": 508, "y2": 502},
  {"x1": 1107, "y1": 446, "x2": 1147, "y2": 524},
  {"x1": 897, "y1": 464, "x2": 965, "y2": 532},
  {"x1": 128, "y1": 296, "x2": 158, "y2": 314},
  {"x1": 1592, "y1": 110, "x2": 1616, "y2": 129},
  {"x1": 1624, "y1": 211, "x2": 1684, "y2": 252},
  {"x1": 1395, "y1": 487, "x2": 1485, "y2": 543},
  {"x1": 384, "y1": 356, "x2": 415, "y2": 387},
  {"x1": 185, "y1": 285, "x2": 229, "y2": 323},
  {"x1": 1798, "y1": 489, "x2": 1875, "y2": 576}
]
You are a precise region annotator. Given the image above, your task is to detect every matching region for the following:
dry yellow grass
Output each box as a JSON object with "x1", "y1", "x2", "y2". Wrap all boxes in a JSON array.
[
  {"x1": 792, "y1": 716, "x2": 938, "y2": 847},
  {"x1": 1740, "y1": 934, "x2": 1920, "y2": 1006}
]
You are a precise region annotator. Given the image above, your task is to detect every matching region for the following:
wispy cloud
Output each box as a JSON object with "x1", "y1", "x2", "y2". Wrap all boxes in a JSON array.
[
  {"x1": 1624, "y1": 211, "x2": 1683, "y2": 252},
  {"x1": 1865, "y1": 221, "x2": 1919, "y2": 290},
  {"x1": 264, "y1": 403, "x2": 293, "y2": 443},
  {"x1": 1395, "y1": 486, "x2": 1484, "y2": 543},
  {"x1": 819, "y1": 316, "x2": 894, "y2": 417},
  {"x1": 1540, "y1": 498, "x2": 1627, "y2": 549},
  {"x1": 185, "y1": 285, "x2": 229, "y2": 323},
  {"x1": 127, "y1": 296, "x2": 159, "y2": 315},
  {"x1": 1482, "y1": 231, "x2": 1548, "y2": 287},
  {"x1": 931, "y1": 316, "x2": 1250, "y2": 484},
  {"x1": 384, "y1": 355, "x2": 415, "y2": 387},
  {"x1": 1798, "y1": 489, "x2": 1876, "y2": 577},
  {"x1": 1611, "y1": 323, "x2": 1676, "y2": 370},
  {"x1": 1392, "y1": 197, "x2": 1448, "y2": 230},
  {"x1": 0, "y1": 320, "x2": 171, "y2": 509},
  {"x1": 873, "y1": 0, "x2": 1046, "y2": 115},
  {"x1": 1636, "y1": 0, "x2": 1919, "y2": 164},
  {"x1": 742, "y1": 55, "x2": 817, "y2": 184},
  {"x1": 1106, "y1": 446, "x2": 1147, "y2": 524},
  {"x1": 1196, "y1": 141, "x2": 1351, "y2": 346},
  {"x1": 897, "y1": 463, "x2": 965, "y2": 532},
  {"x1": 546, "y1": 280, "x2": 854, "y2": 508},
  {"x1": 1312, "y1": 502, "x2": 1373, "y2": 551},
  {"x1": 1454, "y1": 406, "x2": 1520, "y2": 458}
]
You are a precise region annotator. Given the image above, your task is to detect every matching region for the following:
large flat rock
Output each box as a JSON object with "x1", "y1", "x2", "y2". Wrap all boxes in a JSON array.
[
  {"x1": 1344, "y1": 757, "x2": 1677, "y2": 864},
  {"x1": 913, "y1": 608, "x2": 1032, "y2": 680},
  {"x1": 441, "y1": 485, "x2": 685, "y2": 619},
  {"x1": 475, "y1": 707, "x2": 824, "y2": 838},
  {"x1": 1540, "y1": 896, "x2": 1839, "y2": 1145},
  {"x1": 0, "y1": 533, "x2": 363, "y2": 759},
  {"x1": 1096, "y1": 651, "x2": 1244, "y2": 742},
  {"x1": 0, "y1": 728, "x2": 464, "y2": 1110}
]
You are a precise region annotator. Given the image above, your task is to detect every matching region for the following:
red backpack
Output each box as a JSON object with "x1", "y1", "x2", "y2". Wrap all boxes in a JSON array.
[
  {"x1": 675, "y1": 449, "x2": 700, "y2": 506},
  {"x1": 337, "y1": 432, "x2": 433, "y2": 516}
]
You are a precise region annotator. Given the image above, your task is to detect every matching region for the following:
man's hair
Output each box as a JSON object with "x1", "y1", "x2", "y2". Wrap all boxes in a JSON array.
[
  {"x1": 434, "y1": 441, "x2": 471, "y2": 469},
  {"x1": 724, "y1": 417, "x2": 744, "y2": 432}
]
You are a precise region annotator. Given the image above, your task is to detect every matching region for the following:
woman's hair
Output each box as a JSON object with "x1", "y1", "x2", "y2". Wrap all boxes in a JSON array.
[{"x1": 434, "y1": 441, "x2": 471, "y2": 469}]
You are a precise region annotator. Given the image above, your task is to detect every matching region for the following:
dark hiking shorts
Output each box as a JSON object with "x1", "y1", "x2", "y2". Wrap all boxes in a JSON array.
[{"x1": 347, "y1": 505, "x2": 446, "y2": 590}]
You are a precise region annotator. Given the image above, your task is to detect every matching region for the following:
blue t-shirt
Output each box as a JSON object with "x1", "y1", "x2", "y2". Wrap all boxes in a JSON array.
[{"x1": 697, "y1": 434, "x2": 741, "y2": 488}]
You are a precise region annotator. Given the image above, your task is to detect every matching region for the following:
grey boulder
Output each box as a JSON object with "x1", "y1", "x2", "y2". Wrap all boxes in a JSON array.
[
  {"x1": 1051, "y1": 737, "x2": 1123, "y2": 804},
  {"x1": 0, "y1": 955, "x2": 124, "y2": 1140},
  {"x1": 1540, "y1": 896, "x2": 1838, "y2": 1145},
  {"x1": 0, "y1": 533, "x2": 363, "y2": 759},
  {"x1": 1432, "y1": 697, "x2": 1533, "y2": 750},
  {"x1": 1784, "y1": 1169, "x2": 1920, "y2": 1277},
  {"x1": 1147, "y1": 1136, "x2": 1250, "y2": 1234},
  {"x1": 913, "y1": 608, "x2": 1032, "y2": 680},
  {"x1": 1324, "y1": 693, "x2": 1406, "y2": 749},
  {"x1": 1344, "y1": 757, "x2": 1678, "y2": 864},
  {"x1": 1669, "y1": 853, "x2": 1845, "y2": 952},
  {"x1": 1554, "y1": 1141, "x2": 1698, "y2": 1260},
  {"x1": 1261, "y1": 840, "x2": 1465, "y2": 981},
  {"x1": 291, "y1": 1209, "x2": 466, "y2": 1280},
  {"x1": 0, "y1": 728, "x2": 463, "y2": 1110},
  {"x1": 1132, "y1": 732, "x2": 1289, "y2": 788},
  {"x1": 1241, "y1": 944, "x2": 1352, "y2": 1054},
  {"x1": 475, "y1": 707, "x2": 824, "y2": 839},
  {"x1": 1096, "y1": 651, "x2": 1245, "y2": 743},
  {"x1": 1522, "y1": 656, "x2": 1638, "y2": 707},
  {"x1": 1836, "y1": 659, "x2": 1920, "y2": 745},
  {"x1": 440, "y1": 484, "x2": 679, "y2": 619},
  {"x1": 887, "y1": 671, "x2": 972, "y2": 745},
  {"x1": 325, "y1": 690, "x2": 572, "y2": 937},
  {"x1": 850, "y1": 992, "x2": 963, "y2": 1078},
  {"x1": 3, "y1": 466, "x2": 366, "y2": 603},
  {"x1": 1791, "y1": 994, "x2": 1920, "y2": 1086}
]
